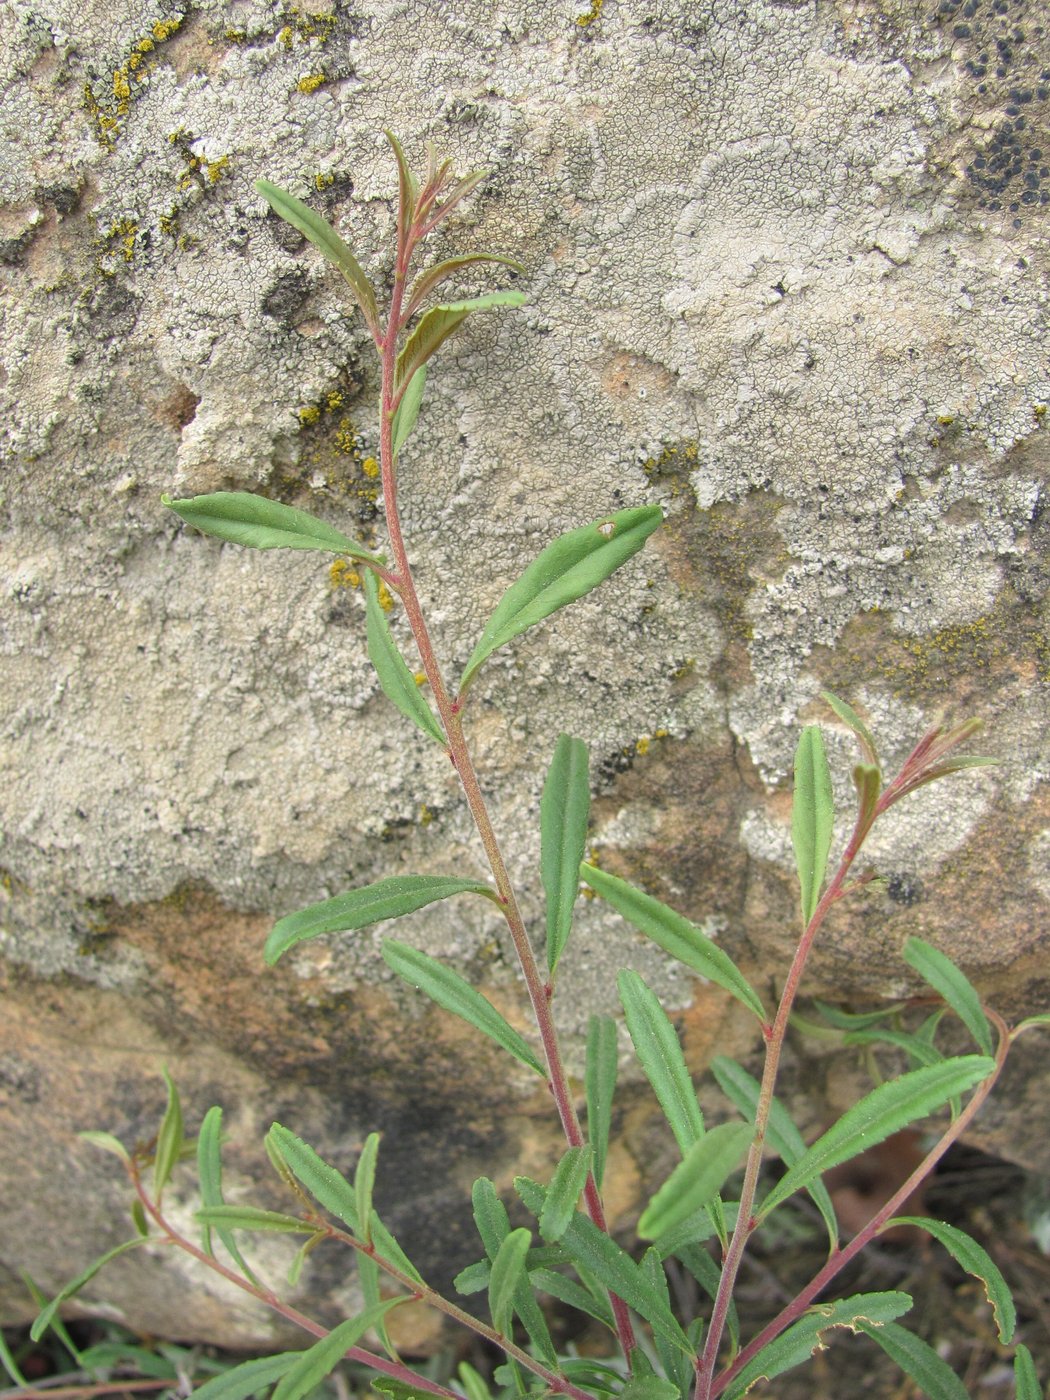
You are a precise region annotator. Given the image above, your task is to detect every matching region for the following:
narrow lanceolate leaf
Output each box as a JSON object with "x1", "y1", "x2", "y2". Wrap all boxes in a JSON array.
[
  {"x1": 365, "y1": 571, "x2": 446, "y2": 745},
  {"x1": 585, "y1": 1016, "x2": 618, "y2": 1189},
  {"x1": 370, "y1": 1210, "x2": 424, "y2": 1285},
  {"x1": 190, "y1": 1353, "x2": 300, "y2": 1400},
  {"x1": 723, "y1": 1292, "x2": 914, "y2": 1399},
  {"x1": 539, "y1": 1146, "x2": 593, "y2": 1242},
  {"x1": 395, "y1": 292, "x2": 525, "y2": 389},
  {"x1": 265, "y1": 875, "x2": 494, "y2": 964},
  {"x1": 382, "y1": 939, "x2": 545, "y2": 1076},
  {"x1": 468, "y1": 1180, "x2": 556, "y2": 1364},
  {"x1": 1013, "y1": 1343, "x2": 1040, "y2": 1400},
  {"x1": 903, "y1": 936, "x2": 993, "y2": 1056},
  {"x1": 163, "y1": 491, "x2": 379, "y2": 560},
  {"x1": 853, "y1": 762, "x2": 881, "y2": 829},
  {"x1": 710, "y1": 1056, "x2": 838, "y2": 1249},
  {"x1": 472, "y1": 1177, "x2": 511, "y2": 1257},
  {"x1": 515, "y1": 1176, "x2": 692, "y2": 1354},
  {"x1": 197, "y1": 1106, "x2": 261, "y2": 1285},
  {"x1": 889, "y1": 1216, "x2": 1014, "y2": 1342},
  {"x1": 619, "y1": 1379, "x2": 680, "y2": 1400},
  {"x1": 271, "y1": 1300, "x2": 408, "y2": 1400},
  {"x1": 384, "y1": 129, "x2": 419, "y2": 251},
  {"x1": 404, "y1": 254, "x2": 526, "y2": 321},
  {"x1": 757, "y1": 1056, "x2": 996, "y2": 1219},
  {"x1": 857, "y1": 1320, "x2": 968, "y2": 1400},
  {"x1": 460, "y1": 507, "x2": 662, "y2": 692},
  {"x1": 529, "y1": 1269, "x2": 615, "y2": 1330},
  {"x1": 792, "y1": 725, "x2": 835, "y2": 926},
  {"x1": 637, "y1": 1122, "x2": 752, "y2": 1241},
  {"x1": 255, "y1": 178, "x2": 380, "y2": 336},
  {"x1": 31, "y1": 1239, "x2": 149, "y2": 1341},
  {"x1": 196, "y1": 1205, "x2": 316, "y2": 1233},
  {"x1": 390, "y1": 365, "x2": 426, "y2": 457},
  {"x1": 619, "y1": 970, "x2": 703, "y2": 1156},
  {"x1": 265, "y1": 1124, "x2": 360, "y2": 1235},
  {"x1": 843, "y1": 1027, "x2": 944, "y2": 1068},
  {"x1": 153, "y1": 1067, "x2": 184, "y2": 1199},
  {"x1": 78, "y1": 1131, "x2": 131, "y2": 1165},
  {"x1": 582, "y1": 864, "x2": 767, "y2": 1023},
  {"x1": 488, "y1": 1228, "x2": 531, "y2": 1337},
  {"x1": 541, "y1": 735, "x2": 590, "y2": 976},
  {"x1": 354, "y1": 1133, "x2": 380, "y2": 1246},
  {"x1": 820, "y1": 690, "x2": 880, "y2": 768}
]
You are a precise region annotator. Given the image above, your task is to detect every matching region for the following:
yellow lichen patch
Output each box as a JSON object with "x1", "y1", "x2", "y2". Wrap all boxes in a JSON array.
[
  {"x1": 643, "y1": 439, "x2": 700, "y2": 500},
  {"x1": 83, "y1": 14, "x2": 185, "y2": 146},
  {"x1": 329, "y1": 559, "x2": 361, "y2": 589},
  {"x1": 361, "y1": 456, "x2": 380, "y2": 479},
  {"x1": 413, "y1": 671, "x2": 426, "y2": 687},
  {"x1": 314, "y1": 171, "x2": 336, "y2": 191},
  {"x1": 289, "y1": 385, "x2": 381, "y2": 536},
  {"x1": 152, "y1": 17, "x2": 182, "y2": 40},
  {"x1": 419, "y1": 804, "x2": 433, "y2": 826},
  {"x1": 297, "y1": 72, "x2": 327, "y2": 93},
  {"x1": 376, "y1": 581, "x2": 395, "y2": 613},
  {"x1": 576, "y1": 0, "x2": 603, "y2": 25},
  {"x1": 298, "y1": 404, "x2": 322, "y2": 426}
]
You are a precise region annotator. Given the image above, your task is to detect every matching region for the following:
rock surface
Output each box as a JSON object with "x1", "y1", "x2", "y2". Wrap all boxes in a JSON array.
[{"x1": 2, "y1": 0, "x2": 1048, "y2": 1349}]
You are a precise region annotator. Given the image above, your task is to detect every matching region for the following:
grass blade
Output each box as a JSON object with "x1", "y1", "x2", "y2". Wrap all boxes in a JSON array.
[
  {"x1": 618, "y1": 970, "x2": 703, "y2": 1155},
  {"x1": 255, "y1": 178, "x2": 380, "y2": 335},
  {"x1": 382, "y1": 939, "x2": 545, "y2": 1075},
  {"x1": 541, "y1": 735, "x2": 590, "y2": 976},
  {"x1": 889, "y1": 1216, "x2": 1014, "y2": 1342},
  {"x1": 903, "y1": 936, "x2": 993, "y2": 1055},
  {"x1": 585, "y1": 1015, "x2": 617, "y2": 1189},
  {"x1": 637, "y1": 1122, "x2": 751, "y2": 1240},
  {"x1": 724, "y1": 1292, "x2": 913, "y2": 1398},
  {"x1": 857, "y1": 1320, "x2": 968, "y2": 1399},
  {"x1": 757, "y1": 1056, "x2": 995, "y2": 1219},
  {"x1": 459, "y1": 507, "x2": 662, "y2": 692},
  {"x1": 582, "y1": 864, "x2": 767, "y2": 1023},
  {"x1": 365, "y1": 571, "x2": 445, "y2": 744},
  {"x1": 792, "y1": 725, "x2": 834, "y2": 926},
  {"x1": 163, "y1": 491, "x2": 378, "y2": 560},
  {"x1": 265, "y1": 875, "x2": 494, "y2": 964}
]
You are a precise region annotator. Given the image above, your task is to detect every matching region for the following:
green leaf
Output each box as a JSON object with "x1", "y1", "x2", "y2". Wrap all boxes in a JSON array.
[
  {"x1": 369, "y1": 1210, "x2": 424, "y2": 1284},
  {"x1": 0, "y1": 1324, "x2": 27, "y2": 1387},
  {"x1": 356, "y1": 1250, "x2": 397, "y2": 1359},
  {"x1": 856, "y1": 1320, "x2": 968, "y2": 1399},
  {"x1": 585, "y1": 1015, "x2": 617, "y2": 1190},
  {"x1": 384, "y1": 130, "x2": 419, "y2": 251},
  {"x1": 78, "y1": 1131, "x2": 131, "y2": 1165},
  {"x1": 271, "y1": 1300, "x2": 408, "y2": 1400},
  {"x1": 153, "y1": 1066, "x2": 184, "y2": 1199},
  {"x1": 457, "y1": 1361, "x2": 494, "y2": 1400},
  {"x1": 395, "y1": 293, "x2": 525, "y2": 390},
  {"x1": 723, "y1": 1292, "x2": 914, "y2": 1399},
  {"x1": 163, "y1": 490, "x2": 379, "y2": 560},
  {"x1": 853, "y1": 762, "x2": 881, "y2": 828},
  {"x1": 515, "y1": 1176, "x2": 691, "y2": 1354},
  {"x1": 488, "y1": 1228, "x2": 531, "y2": 1336},
  {"x1": 190, "y1": 1353, "x2": 300, "y2": 1400},
  {"x1": 539, "y1": 1146, "x2": 593, "y2": 1242},
  {"x1": 710, "y1": 1056, "x2": 837, "y2": 1249},
  {"x1": 472, "y1": 1177, "x2": 511, "y2": 1257},
  {"x1": 619, "y1": 1380, "x2": 681, "y2": 1400},
  {"x1": 529, "y1": 1269, "x2": 615, "y2": 1330},
  {"x1": 810, "y1": 999, "x2": 904, "y2": 1030},
  {"x1": 404, "y1": 254, "x2": 526, "y2": 321},
  {"x1": 265, "y1": 1124, "x2": 360, "y2": 1235},
  {"x1": 355, "y1": 1132, "x2": 380, "y2": 1246},
  {"x1": 619, "y1": 969, "x2": 704, "y2": 1156},
  {"x1": 1014, "y1": 1343, "x2": 1040, "y2": 1400},
  {"x1": 792, "y1": 725, "x2": 835, "y2": 926},
  {"x1": 460, "y1": 507, "x2": 662, "y2": 692},
  {"x1": 255, "y1": 178, "x2": 380, "y2": 335},
  {"x1": 265, "y1": 875, "x2": 494, "y2": 964},
  {"x1": 467, "y1": 1180, "x2": 556, "y2": 1364},
  {"x1": 820, "y1": 690, "x2": 880, "y2": 768},
  {"x1": 903, "y1": 936, "x2": 994, "y2": 1056},
  {"x1": 30, "y1": 1239, "x2": 149, "y2": 1342},
  {"x1": 365, "y1": 571, "x2": 446, "y2": 745},
  {"x1": 637, "y1": 1123, "x2": 752, "y2": 1240},
  {"x1": 843, "y1": 1026, "x2": 944, "y2": 1068},
  {"x1": 196, "y1": 1205, "x2": 316, "y2": 1233},
  {"x1": 582, "y1": 864, "x2": 767, "y2": 1023},
  {"x1": 541, "y1": 735, "x2": 590, "y2": 976},
  {"x1": 382, "y1": 940, "x2": 545, "y2": 1076},
  {"x1": 641, "y1": 1248, "x2": 691, "y2": 1399},
  {"x1": 757, "y1": 1056, "x2": 996, "y2": 1220},
  {"x1": 197, "y1": 1106, "x2": 261, "y2": 1286},
  {"x1": 889, "y1": 1216, "x2": 1014, "y2": 1342},
  {"x1": 391, "y1": 365, "x2": 426, "y2": 457}
]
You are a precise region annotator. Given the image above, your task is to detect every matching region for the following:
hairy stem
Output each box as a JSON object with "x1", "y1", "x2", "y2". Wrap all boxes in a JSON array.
[
  {"x1": 376, "y1": 216, "x2": 637, "y2": 1359},
  {"x1": 709, "y1": 1011, "x2": 1010, "y2": 1398}
]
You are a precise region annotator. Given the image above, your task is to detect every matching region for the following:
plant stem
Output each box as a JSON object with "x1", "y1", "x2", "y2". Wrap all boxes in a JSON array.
[
  {"x1": 708, "y1": 1010, "x2": 1009, "y2": 1398},
  {"x1": 694, "y1": 800, "x2": 877, "y2": 1398},
  {"x1": 375, "y1": 217, "x2": 637, "y2": 1360}
]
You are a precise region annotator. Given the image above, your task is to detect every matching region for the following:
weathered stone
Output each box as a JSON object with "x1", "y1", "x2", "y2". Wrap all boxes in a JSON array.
[{"x1": 2, "y1": 0, "x2": 1047, "y2": 1351}]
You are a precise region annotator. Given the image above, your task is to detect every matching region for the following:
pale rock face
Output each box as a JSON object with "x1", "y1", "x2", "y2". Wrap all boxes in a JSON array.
[{"x1": 2, "y1": 0, "x2": 1048, "y2": 1347}]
